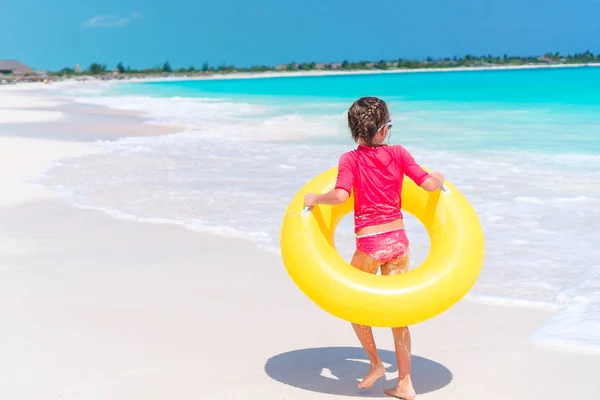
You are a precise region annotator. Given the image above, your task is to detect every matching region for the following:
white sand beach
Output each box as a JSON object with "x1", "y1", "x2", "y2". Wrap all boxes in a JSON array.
[
  {"x1": 5, "y1": 61, "x2": 597, "y2": 88},
  {"x1": 1, "y1": 85, "x2": 600, "y2": 400},
  {"x1": 120, "y1": 62, "x2": 600, "y2": 84}
]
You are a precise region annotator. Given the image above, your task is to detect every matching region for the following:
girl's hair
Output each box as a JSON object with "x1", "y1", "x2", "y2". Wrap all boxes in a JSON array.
[{"x1": 347, "y1": 96, "x2": 390, "y2": 146}]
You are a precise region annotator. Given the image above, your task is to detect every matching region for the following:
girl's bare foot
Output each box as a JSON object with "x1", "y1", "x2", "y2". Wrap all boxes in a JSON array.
[
  {"x1": 383, "y1": 375, "x2": 416, "y2": 399},
  {"x1": 383, "y1": 387, "x2": 416, "y2": 399},
  {"x1": 358, "y1": 363, "x2": 386, "y2": 389}
]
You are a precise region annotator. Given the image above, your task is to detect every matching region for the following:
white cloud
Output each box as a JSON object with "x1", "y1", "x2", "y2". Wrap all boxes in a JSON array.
[{"x1": 83, "y1": 12, "x2": 141, "y2": 28}]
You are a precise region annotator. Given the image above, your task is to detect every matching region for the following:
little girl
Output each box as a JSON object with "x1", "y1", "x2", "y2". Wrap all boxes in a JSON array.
[{"x1": 304, "y1": 97, "x2": 444, "y2": 400}]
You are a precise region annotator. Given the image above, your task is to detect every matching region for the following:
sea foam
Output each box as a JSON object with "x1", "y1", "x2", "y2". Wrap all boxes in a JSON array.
[{"x1": 36, "y1": 77, "x2": 600, "y2": 354}]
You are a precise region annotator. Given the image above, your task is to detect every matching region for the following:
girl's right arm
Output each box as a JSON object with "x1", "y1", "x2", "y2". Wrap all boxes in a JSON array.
[
  {"x1": 420, "y1": 171, "x2": 445, "y2": 192},
  {"x1": 395, "y1": 145, "x2": 444, "y2": 192}
]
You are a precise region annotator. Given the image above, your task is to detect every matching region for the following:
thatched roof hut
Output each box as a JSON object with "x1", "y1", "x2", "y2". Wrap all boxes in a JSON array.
[{"x1": 0, "y1": 60, "x2": 35, "y2": 75}]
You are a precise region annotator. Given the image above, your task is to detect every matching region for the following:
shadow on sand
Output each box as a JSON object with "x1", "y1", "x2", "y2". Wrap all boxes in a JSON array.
[{"x1": 265, "y1": 346, "x2": 452, "y2": 398}]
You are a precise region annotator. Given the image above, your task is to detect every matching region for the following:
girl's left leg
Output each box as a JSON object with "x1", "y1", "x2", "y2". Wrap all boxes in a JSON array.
[{"x1": 349, "y1": 250, "x2": 386, "y2": 389}]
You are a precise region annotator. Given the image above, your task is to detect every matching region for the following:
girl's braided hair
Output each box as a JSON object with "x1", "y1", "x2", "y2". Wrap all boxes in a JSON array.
[{"x1": 347, "y1": 97, "x2": 390, "y2": 146}]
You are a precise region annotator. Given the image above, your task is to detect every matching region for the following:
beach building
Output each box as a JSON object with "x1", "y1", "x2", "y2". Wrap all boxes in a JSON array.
[{"x1": 0, "y1": 60, "x2": 35, "y2": 75}]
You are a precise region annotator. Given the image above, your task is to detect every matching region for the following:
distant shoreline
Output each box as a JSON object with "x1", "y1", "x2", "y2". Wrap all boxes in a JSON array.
[
  {"x1": 135, "y1": 62, "x2": 600, "y2": 83},
  {"x1": 3, "y1": 61, "x2": 599, "y2": 87},
  {"x1": 3, "y1": 62, "x2": 600, "y2": 84}
]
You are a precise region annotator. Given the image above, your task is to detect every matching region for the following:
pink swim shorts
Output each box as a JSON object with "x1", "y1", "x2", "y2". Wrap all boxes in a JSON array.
[{"x1": 355, "y1": 229, "x2": 409, "y2": 263}]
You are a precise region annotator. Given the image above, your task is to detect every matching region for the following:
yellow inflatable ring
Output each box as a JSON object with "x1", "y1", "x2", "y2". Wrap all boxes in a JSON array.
[{"x1": 280, "y1": 167, "x2": 485, "y2": 327}]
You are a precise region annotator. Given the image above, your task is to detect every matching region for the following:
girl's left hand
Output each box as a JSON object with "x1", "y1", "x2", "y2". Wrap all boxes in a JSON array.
[{"x1": 304, "y1": 193, "x2": 319, "y2": 208}]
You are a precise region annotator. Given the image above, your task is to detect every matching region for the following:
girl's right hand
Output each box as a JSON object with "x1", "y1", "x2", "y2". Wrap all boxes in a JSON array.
[
  {"x1": 421, "y1": 171, "x2": 445, "y2": 192},
  {"x1": 430, "y1": 171, "x2": 444, "y2": 183}
]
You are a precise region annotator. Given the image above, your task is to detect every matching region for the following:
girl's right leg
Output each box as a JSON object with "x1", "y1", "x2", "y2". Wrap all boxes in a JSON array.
[
  {"x1": 349, "y1": 250, "x2": 386, "y2": 389},
  {"x1": 381, "y1": 252, "x2": 416, "y2": 400}
]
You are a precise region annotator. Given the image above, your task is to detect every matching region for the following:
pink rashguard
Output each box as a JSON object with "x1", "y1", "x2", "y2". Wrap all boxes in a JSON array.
[{"x1": 334, "y1": 144, "x2": 430, "y2": 234}]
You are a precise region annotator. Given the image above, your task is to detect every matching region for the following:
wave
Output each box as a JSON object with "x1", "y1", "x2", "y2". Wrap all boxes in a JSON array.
[{"x1": 35, "y1": 80, "x2": 600, "y2": 355}]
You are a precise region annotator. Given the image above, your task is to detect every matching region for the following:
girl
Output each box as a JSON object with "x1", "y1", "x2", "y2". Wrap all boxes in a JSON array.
[{"x1": 303, "y1": 97, "x2": 444, "y2": 400}]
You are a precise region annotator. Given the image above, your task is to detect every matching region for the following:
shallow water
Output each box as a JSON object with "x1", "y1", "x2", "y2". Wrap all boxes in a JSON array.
[{"x1": 38, "y1": 67, "x2": 600, "y2": 353}]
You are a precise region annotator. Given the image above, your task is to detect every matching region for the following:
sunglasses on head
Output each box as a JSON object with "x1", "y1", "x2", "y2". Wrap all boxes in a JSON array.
[{"x1": 378, "y1": 120, "x2": 393, "y2": 132}]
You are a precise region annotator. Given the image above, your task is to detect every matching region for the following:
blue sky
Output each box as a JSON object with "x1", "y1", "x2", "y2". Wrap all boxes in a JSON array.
[{"x1": 2, "y1": 0, "x2": 599, "y2": 71}]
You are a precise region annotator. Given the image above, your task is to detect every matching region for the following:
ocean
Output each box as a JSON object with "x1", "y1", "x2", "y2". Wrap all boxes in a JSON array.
[{"x1": 39, "y1": 66, "x2": 600, "y2": 353}]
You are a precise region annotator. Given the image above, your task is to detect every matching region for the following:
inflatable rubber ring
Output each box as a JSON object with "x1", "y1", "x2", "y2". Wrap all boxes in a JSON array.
[{"x1": 280, "y1": 167, "x2": 485, "y2": 327}]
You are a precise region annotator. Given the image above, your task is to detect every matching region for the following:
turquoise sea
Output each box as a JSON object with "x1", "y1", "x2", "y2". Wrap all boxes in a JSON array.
[{"x1": 42, "y1": 66, "x2": 600, "y2": 353}]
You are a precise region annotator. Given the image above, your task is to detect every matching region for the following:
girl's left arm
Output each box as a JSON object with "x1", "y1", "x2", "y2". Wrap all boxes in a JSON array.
[
  {"x1": 304, "y1": 189, "x2": 349, "y2": 207},
  {"x1": 304, "y1": 153, "x2": 353, "y2": 208}
]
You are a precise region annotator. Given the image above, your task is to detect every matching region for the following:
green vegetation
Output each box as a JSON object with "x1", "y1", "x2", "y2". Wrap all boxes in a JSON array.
[
  {"x1": 88, "y1": 63, "x2": 107, "y2": 74},
  {"x1": 48, "y1": 51, "x2": 600, "y2": 77}
]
